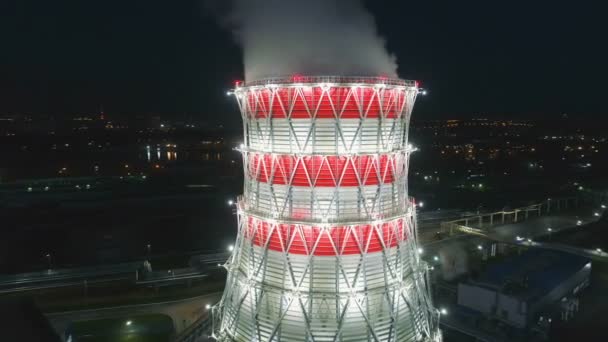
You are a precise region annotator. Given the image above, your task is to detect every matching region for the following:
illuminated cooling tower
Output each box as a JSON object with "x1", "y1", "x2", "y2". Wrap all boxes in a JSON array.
[{"x1": 213, "y1": 76, "x2": 441, "y2": 341}]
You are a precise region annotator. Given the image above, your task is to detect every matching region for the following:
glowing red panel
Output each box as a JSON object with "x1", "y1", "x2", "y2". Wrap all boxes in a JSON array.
[
  {"x1": 245, "y1": 217, "x2": 407, "y2": 255},
  {"x1": 247, "y1": 154, "x2": 405, "y2": 187},
  {"x1": 245, "y1": 86, "x2": 406, "y2": 119}
]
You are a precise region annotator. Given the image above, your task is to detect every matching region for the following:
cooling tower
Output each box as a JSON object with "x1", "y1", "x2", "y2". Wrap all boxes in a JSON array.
[{"x1": 213, "y1": 75, "x2": 441, "y2": 341}]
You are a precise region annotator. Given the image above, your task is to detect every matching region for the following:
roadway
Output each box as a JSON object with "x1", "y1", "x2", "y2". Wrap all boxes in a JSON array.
[
  {"x1": 0, "y1": 252, "x2": 230, "y2": 293},
  {"x1": 0, "y1": 262, "x2": 142, "y2": 294}
]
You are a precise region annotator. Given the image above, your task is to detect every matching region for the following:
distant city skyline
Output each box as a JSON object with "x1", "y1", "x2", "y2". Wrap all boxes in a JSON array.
[{"x1": 0, "y1": 0, "x2": 605, "y2": 129}]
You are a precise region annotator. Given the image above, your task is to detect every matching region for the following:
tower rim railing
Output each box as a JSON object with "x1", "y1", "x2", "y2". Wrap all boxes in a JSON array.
[
  {"x1": 236, "y1": 147, "x2": 416, "y2": 156},
  {"x1": 236, "y1": 75, "x2": 418, "y2": 88}
]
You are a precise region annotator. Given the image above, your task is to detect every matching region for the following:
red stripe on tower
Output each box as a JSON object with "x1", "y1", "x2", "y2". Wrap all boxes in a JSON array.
[
  {"x1": 245, "y1": 216, "x2": 406, "y2": 256},
  {"x1": 244, "y1": 86, "x2": 407, "y2": 119},
  {"x1": 247, "y1": 153, "x2": 406, "y2": 186}
]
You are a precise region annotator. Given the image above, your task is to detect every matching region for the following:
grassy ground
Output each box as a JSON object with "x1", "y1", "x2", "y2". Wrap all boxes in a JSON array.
[{"x1": 67, "y1": 314, "x2": 174, "y2": 342}]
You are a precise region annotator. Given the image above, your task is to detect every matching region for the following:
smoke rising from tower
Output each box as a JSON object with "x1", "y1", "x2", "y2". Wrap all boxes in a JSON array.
[{"x1": 212, "y1": 0, "x2": 398, "y2": 82}]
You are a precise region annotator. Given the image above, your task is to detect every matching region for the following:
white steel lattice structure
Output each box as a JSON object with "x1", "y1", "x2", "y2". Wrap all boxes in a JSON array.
[{"x1": 213, "y1": 76, "x2": 441, "y2": 342}]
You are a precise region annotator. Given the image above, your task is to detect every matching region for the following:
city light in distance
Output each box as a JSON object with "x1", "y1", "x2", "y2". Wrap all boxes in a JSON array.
[
  {"x1": 597, "y1": 248, "x2": 603, "y2": 253},
  {"x1": 418, "y1": 248, "x2": 424, "y2": 255},
  {"x1": 228, "y1": 245, "x2": 234, "y2": 252},
  {"x1": 205, "y1": 304, "x2": 211, "y2": 310},
  {"x1": 477, "y1": 245, "x2": 483, "y2": 250},
  {"x1": 547, "y1": 227, "x2": 552, "y2": 232},
  {"x1": 227, "y1": 200, "x2": 234, "y2": 206},
  {"x1": 440, "y1": 308, "x2": 448, "y2": 315},
  {"x1": 126, "y1": 320, "x2": 132, "y2": 326},
  {"x1": 577, "y1": 220, "x2": 583, "y2": 226}
]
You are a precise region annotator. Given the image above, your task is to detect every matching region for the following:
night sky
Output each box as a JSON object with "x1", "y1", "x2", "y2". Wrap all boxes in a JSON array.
[{"x1": 0, "y1": 0, "x2": 605, "y2": 127}]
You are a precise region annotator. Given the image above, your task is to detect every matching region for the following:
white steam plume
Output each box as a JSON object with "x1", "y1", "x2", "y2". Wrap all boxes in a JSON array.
[{"x1": 212, "y1": 0, "x2": 398, "y2": 82}]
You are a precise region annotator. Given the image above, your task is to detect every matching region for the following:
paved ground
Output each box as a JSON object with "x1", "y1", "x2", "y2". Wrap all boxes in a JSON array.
[{"x1": 486, "y1": 209, "x2": 595, "y2": 242}]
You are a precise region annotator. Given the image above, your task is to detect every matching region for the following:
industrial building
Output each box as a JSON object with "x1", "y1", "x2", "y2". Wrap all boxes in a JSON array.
[{"x1": 458, "y1": 249, "x2": 590, "y2": 329}]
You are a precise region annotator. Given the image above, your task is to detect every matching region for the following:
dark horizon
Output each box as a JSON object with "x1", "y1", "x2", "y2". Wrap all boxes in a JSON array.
[{"x1": 1, "y1": 0, "x2": 606, "y2": 128}]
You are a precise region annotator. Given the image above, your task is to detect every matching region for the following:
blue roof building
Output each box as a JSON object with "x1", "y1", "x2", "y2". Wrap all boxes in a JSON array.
[{"x1": 458, "y1": 249, "x2": 591, "y2": 328}]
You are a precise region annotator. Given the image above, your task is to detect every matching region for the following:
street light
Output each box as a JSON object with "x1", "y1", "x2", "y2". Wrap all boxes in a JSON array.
[
  {"x1": 596, "y1": 248, "x2": 603, "y2": 253},
  {"x1": 477, "y1": 245, "x2": 483, "y2": 250},
  {"x1": 228, "y1": 245, "x2": 234, "y2": 252},
  {"x1": 577, "y1": 220, "x2": 583, "y2": 226},
  {"x1": 126, "y1": 320, "x2": 133, "y2": 326},
  {"x1": 205, "y1": 304, "x2": 211, "y2": 310},
  {"x1": 547, "y1": 228, "x2": 552, "y2": 232},
  {"x1": 594, "y1": 212, "x2": 600, "y2": 217},
  {"x1": 418, "y1": 202, "x2": 424, "y2": 208},
  {"x1": 602, "y1": 204, "x2": 606, "y2": 209},
  {"x1": 433, "y1": 256, "x2": 439, "y2": 262},
  {"x1": 228, "y1": 200, "x2": 234, "y2": 206},
  {"x1": 45, "y1": 253, "x2": 52, "y2": 270},
  {"x1": 440, "y1": 308, "x2": 448, "y2": 315},
  {"x1": 417, "y1": 248, "x2": 424, "y2": 255}
]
